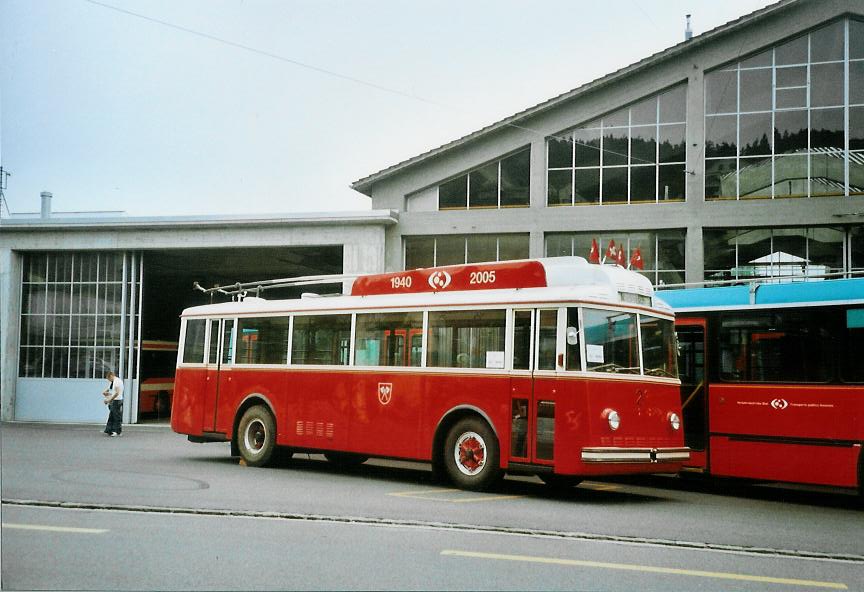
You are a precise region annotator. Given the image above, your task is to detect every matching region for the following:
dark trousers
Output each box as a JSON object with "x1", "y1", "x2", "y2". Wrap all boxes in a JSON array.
[{"x1": 105, "y1": 400, "x2": 123, "y2": 434}]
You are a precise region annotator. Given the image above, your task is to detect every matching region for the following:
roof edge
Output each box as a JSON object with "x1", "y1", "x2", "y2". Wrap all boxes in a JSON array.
[{"x1": 0, "y1": 209, "x2": 399, "y2": 231}]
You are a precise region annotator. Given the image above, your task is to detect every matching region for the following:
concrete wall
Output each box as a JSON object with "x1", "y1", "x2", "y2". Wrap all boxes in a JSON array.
[
  {"x1": 14, "y1": 378, "x2": 123, "y2": 423},
  {"x1": 364, "y1": 0, "x2": 864, "y2": 275}
]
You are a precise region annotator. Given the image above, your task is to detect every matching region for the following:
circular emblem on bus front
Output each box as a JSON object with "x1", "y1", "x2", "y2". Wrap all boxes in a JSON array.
[
  {"x1": 378, "y1": 382, "x2": 393, "y2": 405},
  {"x1": 428, "y1": 271, "x2": 452, "y2": 290}
]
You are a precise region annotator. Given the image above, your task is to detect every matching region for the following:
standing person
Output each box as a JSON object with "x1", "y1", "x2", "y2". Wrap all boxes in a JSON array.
[{"x1": 103, "y1": 370, "x2": 124, "y2": 437}]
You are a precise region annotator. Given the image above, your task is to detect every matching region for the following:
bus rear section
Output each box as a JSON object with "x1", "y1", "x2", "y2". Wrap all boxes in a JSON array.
[
  {"x1": 172, "y1": 257, "x2": 687, "y2": 490},
  {"x1": 664, "y1": 279, "x2": 864, "y2": 494}
]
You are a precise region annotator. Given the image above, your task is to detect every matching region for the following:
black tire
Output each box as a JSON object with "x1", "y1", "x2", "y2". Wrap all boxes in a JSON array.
[
  {"x1": 539, "y1": 473, "x2": 582, "y2": 490},
  {"x1": 324, "y1": 451, "x2": 369, "y2": 468},
  {"x1": 443, "y1": 417, "x2": 501, "y2": 491},
  {"x1": 237, "y1": 405, "x2": 276, "y2": 467}
]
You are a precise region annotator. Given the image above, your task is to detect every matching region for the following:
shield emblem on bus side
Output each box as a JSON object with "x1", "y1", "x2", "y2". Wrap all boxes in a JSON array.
[{"x1": 378, "y1": 383, "x2": 393, "y2": 405}]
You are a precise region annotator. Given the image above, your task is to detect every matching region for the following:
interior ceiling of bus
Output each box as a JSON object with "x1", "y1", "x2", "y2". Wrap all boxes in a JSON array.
[{"x1": 144, "y1": 246, "x2": 343, "y2": 286}]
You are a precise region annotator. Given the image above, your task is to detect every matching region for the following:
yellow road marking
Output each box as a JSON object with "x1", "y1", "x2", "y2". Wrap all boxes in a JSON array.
[
  {"x1": 452, "y1": 494, "x2": 524, "y2": 503},
  {"x1": 389, "y1": 488, "x2": 460, "y2": 497},
  {"x1": 2, "y1": 523, "x2": 108, "y2": 534},
  {"x1": 440, "y1": 550, "x2": 848, "y2": 590},
  {"x1": 580, "y1": 482, "x2": 621, "y2": 491},
  {"x1": 388, "y1": 488, "x2": 524, "y2": 503}
]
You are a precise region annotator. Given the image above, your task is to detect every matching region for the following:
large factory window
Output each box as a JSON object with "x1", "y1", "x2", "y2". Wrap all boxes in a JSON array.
[
  {"x1": 702, "y1": 226, "x2": 861, "y2": 282},
  {"x1": 547, "y1": 84, "x2": 686, "y2": 206},
  {"x1": 18, "y1": 252, "x2": 140, "y2": 379},
  {"x1": 404, "y1": 234, "x2": 529, "y2": 270},
  {"x1": 705, "y1": 18, "x2": 864, "y2": 200},
  {"x1": 545, "y1": 230, "x2": 685, "y2": 287},
  {"x1": 438, "y1": 148, "x2": 530, "y2": 210}
]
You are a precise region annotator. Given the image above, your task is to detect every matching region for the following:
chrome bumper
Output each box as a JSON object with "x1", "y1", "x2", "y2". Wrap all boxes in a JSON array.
[{"x1": 581, "y1": 447, "x2": 690, "y2": 464}]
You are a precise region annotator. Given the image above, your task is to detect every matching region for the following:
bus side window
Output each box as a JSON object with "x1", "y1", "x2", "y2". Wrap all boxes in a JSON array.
[
  {"x1": 512, "y1": 310, "x2": 532, "y2": 370},
  {"x1": 236, "y1": 317, "x2": 291, "y2": 365},
  {"x1": 565, "y1": 308, "x2": 581, "y2": 371},
  {"x1": 182, "y1": 319, "x2": 206, "y2": 364},
  {"x1": 208, "y1": 319, "x2": 219, "y2": 364},
  {"x1": 292, "y1": 315, "x2": 352, "y2": 366},
  {"x1": 427, "y1": 309, "x2": 505, "y2": 369},
  {"x1": 222, "y1": 319, "x2": 235, "y2": 365},
  {"x1": 355, "y1": 312, "x2": 423, "y2": 367},
  {"x1": 536, "y1": 309, "x2": 557, "y2": 371}
]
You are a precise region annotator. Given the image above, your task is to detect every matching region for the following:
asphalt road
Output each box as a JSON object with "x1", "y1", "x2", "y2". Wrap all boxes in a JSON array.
[{"x1": 2, "y1": 422, "x2": 862, "y2": 591}]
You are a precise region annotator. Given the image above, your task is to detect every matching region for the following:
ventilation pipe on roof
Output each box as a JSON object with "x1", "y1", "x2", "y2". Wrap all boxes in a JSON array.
[
  {"x1": 40, "y1": 191, "x2": 52, "y2": 219},
  {"x1": 685, "y1": 14, "x2": 693, "y2": 41}
]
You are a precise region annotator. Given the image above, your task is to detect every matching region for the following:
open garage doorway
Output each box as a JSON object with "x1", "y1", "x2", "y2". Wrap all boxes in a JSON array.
[{"x1": 137, "y1": 245, "x2": 343, "y2": 422}]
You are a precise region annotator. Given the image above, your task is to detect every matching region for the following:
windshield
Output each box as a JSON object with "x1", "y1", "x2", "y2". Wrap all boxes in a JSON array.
[
  {"x1": 583, "y1": 308, "x2": 641, "y2": 374},
  {"x1": 640, "y1": 315, "x2": 678, "y2": 378}
]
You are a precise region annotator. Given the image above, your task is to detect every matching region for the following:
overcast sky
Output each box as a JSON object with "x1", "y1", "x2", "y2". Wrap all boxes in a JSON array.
[{"x1": 1, "y1": 0, "x2": 771, "y2": 217}]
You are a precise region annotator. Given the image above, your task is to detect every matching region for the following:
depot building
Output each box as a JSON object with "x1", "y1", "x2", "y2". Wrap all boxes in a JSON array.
[{"x1": 2, "y1": 0, "x2": 864, "y2": 424}]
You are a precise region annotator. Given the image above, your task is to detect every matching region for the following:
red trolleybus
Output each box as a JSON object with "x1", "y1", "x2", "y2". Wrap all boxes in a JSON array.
[
  {"x1": 171, "y1": 257, "x2": 687, "y2": 490},
  {"x1": 661, "y1": 278, "x2": 864, "y2": 494}
]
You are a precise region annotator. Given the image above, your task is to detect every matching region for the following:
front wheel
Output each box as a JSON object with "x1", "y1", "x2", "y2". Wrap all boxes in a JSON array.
[
  {"x1": 443, "y1": 417, "x2": 501, "y2": 491},
  {"x1": 237, "y1": 405, "x2": 276, "y2": 467}
]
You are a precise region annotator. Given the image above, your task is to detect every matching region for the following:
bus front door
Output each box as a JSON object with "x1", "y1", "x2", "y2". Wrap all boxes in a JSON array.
[
  {"x1": 676, "y1": 318, "x2": 708, "y2": 471},
  {"x1": 509, "y1": 310, "x2": 534, "y2": 464},
  {"x1": 203, "y1": 318, "x2": 234, "y2": 434},
  {"x1": 509, "y1": 309, "x2": 558, "y2": 467}
]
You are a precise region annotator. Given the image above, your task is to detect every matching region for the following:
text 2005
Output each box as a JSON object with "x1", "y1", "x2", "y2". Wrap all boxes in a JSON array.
[{"x1": 469, "y1": 270, "x2": 496, "y2": 285}]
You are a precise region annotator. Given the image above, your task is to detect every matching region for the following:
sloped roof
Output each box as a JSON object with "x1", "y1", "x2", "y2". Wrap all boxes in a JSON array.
[{"x1": 351, "y1": 0, "x2": 801, "y2": 196}]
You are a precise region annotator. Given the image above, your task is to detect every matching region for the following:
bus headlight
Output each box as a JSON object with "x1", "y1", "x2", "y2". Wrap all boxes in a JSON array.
[
  {"x1": 668, "y1": 412, "x2": 681, "y2": 431},
  {"x1": 603, "y1": 409, "x2": 621, "y2": 431}
]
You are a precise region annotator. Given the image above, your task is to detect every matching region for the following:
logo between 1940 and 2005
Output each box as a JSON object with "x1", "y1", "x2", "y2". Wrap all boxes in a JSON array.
[
  {"x1": 770, "y1": 398, "x2": 789, "y2": 410},
  {"x1": 428, "y1": 270, "x2": 452, "y2": 291},
  {"x1": 378, "y1": 382, "x2": 393, "y2": 405}
]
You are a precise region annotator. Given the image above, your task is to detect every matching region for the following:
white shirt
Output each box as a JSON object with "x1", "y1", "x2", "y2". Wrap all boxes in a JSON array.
[{"x1": 108, "y1": 377, "x2": 124, "y2": 401}]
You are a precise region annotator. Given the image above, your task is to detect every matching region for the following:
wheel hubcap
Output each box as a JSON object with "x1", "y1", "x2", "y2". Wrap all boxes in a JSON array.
[
  {"x1": 454, "y1": 431, "x2": 486, "y2": 476},
  {"x1": 245, "y1": 419, "x2": 267, "y2": 454}
]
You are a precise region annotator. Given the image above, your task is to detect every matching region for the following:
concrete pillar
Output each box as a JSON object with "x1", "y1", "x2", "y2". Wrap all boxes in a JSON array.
[
  {"x1": 685, "y1": 225, "x2": 704, "y2": 285},
  {"x1": 0, "y1": 248, "x2": 22, "y2": 420},
  {"x1": 342, "y1": 227, "x2": 387, "y2": 292}
]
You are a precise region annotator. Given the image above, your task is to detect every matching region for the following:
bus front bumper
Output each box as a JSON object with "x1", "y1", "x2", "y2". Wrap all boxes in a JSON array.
[{"x1": 581, "y1": 447, "x2": 690, "y2": 464}]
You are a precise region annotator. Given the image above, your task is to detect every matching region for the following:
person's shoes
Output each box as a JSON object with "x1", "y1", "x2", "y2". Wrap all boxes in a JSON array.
[{"x1": 110, "y1": 432, "x2": 118, "y2": 437}]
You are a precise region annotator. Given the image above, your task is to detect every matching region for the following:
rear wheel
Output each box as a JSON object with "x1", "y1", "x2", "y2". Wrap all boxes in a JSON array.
[
  {"x1": 237, "y1": 405, "x2": 276, "y2": 467},
  {"x1": 443, "y1": 417, "x2": 501, "y2": 491}
]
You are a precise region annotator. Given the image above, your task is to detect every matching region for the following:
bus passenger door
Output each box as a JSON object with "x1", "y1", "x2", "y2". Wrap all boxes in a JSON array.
[
  {"x1": 203, "y1": 319, "x2": 234, "y2": 434},
  {"x1": 202, "y1": 319, "x2": 221, "y2": 432},
  {"x1": 676, "y1": 319, "x2": 708, "y2": 470},
  {"x1": 509, "y1": 310, "x2": 534, "y2": 463},
  {"x1": 510, "y1": 309, "x2": 559, "y2": 466}
]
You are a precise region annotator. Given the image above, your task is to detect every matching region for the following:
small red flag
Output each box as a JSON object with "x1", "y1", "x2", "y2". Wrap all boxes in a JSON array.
[
  {"x1": 588, "y1": 238, "x2": 600, "y2": 264},
  {"x1": 630, "y1": 247, "x2": 644, "y2": 270},
  {"x1": 616, "y1": 246, "x2": 626, "y2": 267},
  {"x1": 605, "y1": 239, "x2": 617, "y2": 262}
]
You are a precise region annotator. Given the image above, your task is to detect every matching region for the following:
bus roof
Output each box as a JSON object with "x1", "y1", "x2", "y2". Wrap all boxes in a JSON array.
[
  {"x1": 659, "y1": 277, "x2": 864, "y2": 312},
  {"x1": 181, "y1": 257, "x2": 673, "y2": 318}
]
